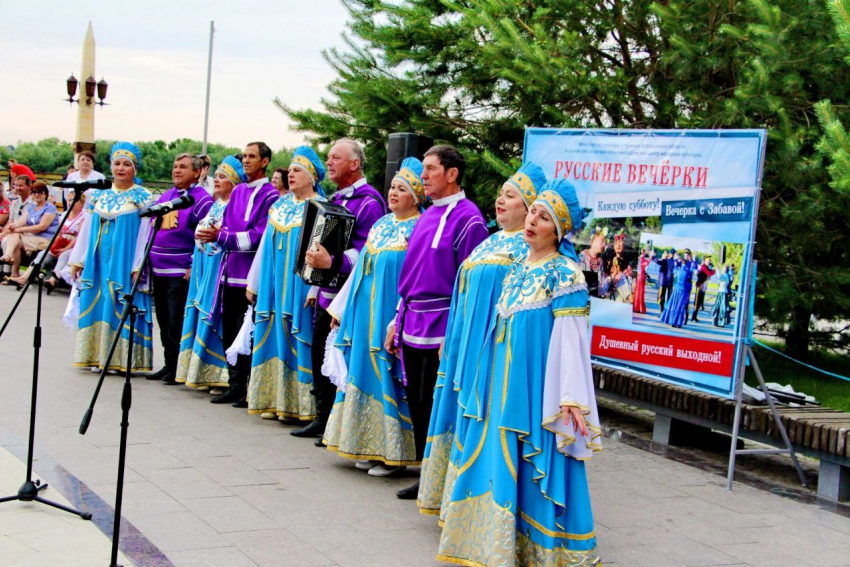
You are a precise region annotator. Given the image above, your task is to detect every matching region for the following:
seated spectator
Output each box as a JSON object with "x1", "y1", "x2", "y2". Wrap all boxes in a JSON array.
[
  {"x1": 0, "y1": 183, "x2": 9, "y2": 229},
  {"x1": 0, "y1": 182, "x2": 59, "y2": 282},
  {"x1": 9, "y1": 193, "x2": 86, "y2": 293}
]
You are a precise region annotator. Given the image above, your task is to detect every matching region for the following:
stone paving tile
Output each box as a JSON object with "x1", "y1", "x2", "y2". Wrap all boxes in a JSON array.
[
  {"x1": 167, "y1": 545, "x2": 260, "y2": 567},
  {"x1": 225, "y1": 529, "x2": 338, "y2": 567},
  {"x1": 144, "y1": 467, "x2": 234, "y2": 500},
  {"x1": 127, "y1": 509, "x2": 231, "y2": 552},
  {"x1": 182, "y1": 455, "x2": 278, "y2": 487},
  {"x1": 180, "y1": 496, "x2": 280, "y2": 533}
]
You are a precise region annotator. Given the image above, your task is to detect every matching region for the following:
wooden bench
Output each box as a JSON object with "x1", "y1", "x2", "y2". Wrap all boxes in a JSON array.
[{"x1": 593, "y1": 365, "x2": 850, "y2": 502}]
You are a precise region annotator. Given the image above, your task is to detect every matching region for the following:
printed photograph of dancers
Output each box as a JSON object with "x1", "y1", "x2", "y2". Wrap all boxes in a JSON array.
[{"x1": 574, "y1": 218, "x2": 743, "y2": 342}]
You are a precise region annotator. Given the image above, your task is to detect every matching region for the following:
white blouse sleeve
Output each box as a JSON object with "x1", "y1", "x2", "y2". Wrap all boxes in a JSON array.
[
  {"x1": 245, "y1": 231, "x2": 267, "y2": 294},
  {"x1": 541, "y1": 316, "x2": 602, "y2": 460},
  {"x1": 133, "y1": 219, "x2": 153, "y2": 272},
  {"x1": 68, "y1": 213, "x2": 93, "y2": 267}
]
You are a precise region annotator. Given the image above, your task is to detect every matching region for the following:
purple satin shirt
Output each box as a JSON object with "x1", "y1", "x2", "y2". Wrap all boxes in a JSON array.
[
  {"x1": 150, "y1": 184, "x2": 213, "y2": 277},
  {"x1": 216, "y1": 179, "x2": 279, "y2": 288},
  {"x1": 395, "y1": 193, "x2": 488, "y2": 348},
  {"x1": 317, "y1": 179, "x2": 386, "y2": 310}
]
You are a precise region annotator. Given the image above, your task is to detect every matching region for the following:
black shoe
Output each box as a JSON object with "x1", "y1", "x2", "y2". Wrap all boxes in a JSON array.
[
  {"x1": 290, "y1": 421, "x2": 325, "y2": 438},
  {"x1": 314, "y1": 437, "x2": 326, "y2": 447},
  {"x1": 210, "y1": 387, "x2": 244, "y2": 404},
  {"x1": 231, "y1": 397, "x2": 248, "y2": 409},
  {"x1": 44, "y1": 280, "x2": 55, "y2": 295},
  {"x1": 146, "y1": 367, "x2": 169, "y2": 381},
  {"x1": 396, "y1": 481, "x2": 420, "y2": 500},
  {"x1": 160, "y1": 373, "x2": 179, "y2": 385}
]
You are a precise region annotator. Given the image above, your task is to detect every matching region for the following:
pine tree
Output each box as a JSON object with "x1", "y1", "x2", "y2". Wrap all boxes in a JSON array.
[{"x1": 281, "y1": 0, "x2": 850, "y2": 357}]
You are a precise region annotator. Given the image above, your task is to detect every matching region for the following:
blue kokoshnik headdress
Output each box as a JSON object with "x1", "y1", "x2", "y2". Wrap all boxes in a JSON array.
[
  {"x1": 110, "y1": 141, "x2": 143, "y2": 185},
  {"x1": 393, "y1": 157, "x2": 425, "y2": 204},
  {"x1": 216, "y1": 155, "x2": 247, "y2": 187},
  {"x1": 532, "y1": 178, "x2": 584, "y2": 261},
  {"x1": 289, "y1": 146, "x2": 326, "y2": 186},
  {"x1": 504, "y1": 161, "x2": 547, "y2": 208}
]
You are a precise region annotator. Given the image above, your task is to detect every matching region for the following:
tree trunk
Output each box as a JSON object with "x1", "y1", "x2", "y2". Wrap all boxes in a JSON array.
[{"x1": 785, "y1": 305, "x2": 812, "y2": 362}]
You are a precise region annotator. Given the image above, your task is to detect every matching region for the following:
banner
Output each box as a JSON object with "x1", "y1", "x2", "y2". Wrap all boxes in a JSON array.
[{"x1": 524, "y1": 128, "x2": 766, "y2": 398}]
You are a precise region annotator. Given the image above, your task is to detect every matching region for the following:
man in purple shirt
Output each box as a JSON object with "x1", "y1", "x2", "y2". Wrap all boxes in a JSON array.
[
  {"x1": 385, "y1": 145, "x2": 488, "y2": 499},
  {"x1": 197, "y1": 142, "x2": 279, "y2": 407},
  {"x1": 291, "y1": 138, "x2": 386, "y2": 440},
  {"x1": 148, "y1": 153, "x2": 214, "y2": 384}
]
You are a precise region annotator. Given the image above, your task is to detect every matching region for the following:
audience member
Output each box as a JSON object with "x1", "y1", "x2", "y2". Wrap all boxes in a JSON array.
[{"x1": 0, "y1": 182, "x2": 59, "y2": 282}]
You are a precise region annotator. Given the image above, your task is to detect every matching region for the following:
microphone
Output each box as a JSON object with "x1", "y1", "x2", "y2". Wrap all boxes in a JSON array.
[
  {"x1": 53, "y1": 178, "x2": 112, "y2": 190},
  {"x1": 139, "y1": 194, "x2": 196, "y2": 218}
]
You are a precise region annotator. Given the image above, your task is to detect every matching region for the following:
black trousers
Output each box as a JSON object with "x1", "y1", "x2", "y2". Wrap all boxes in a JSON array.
[
  {"x1": 311, "y1": 307, "x2": 336, "y2": 424},
  {"x1": 658, "y1": 284, "x2": 673, "y2": 311},
  {"x1": 694, "y1": 288, "x2": 706, "y2": 313},
  {"x1": 222, "y1": 285, "x2": 251, "y2": 393},
  {"x1": 402, "y1": 345, "x2": 441, "y2": 461},
  {"x1": 153, "y1": 275, "x2": 190, "y2": 373}
]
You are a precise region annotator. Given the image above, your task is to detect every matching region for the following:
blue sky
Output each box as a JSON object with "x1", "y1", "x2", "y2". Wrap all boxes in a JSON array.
[{"x1": 0, "y1": 0, "x2": 351, "y2": 149}]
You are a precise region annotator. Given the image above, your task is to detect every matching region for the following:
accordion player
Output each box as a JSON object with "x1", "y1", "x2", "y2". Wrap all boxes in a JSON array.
[{"x1": 294, "y1": 199, "x2": 356, "y2": 288}]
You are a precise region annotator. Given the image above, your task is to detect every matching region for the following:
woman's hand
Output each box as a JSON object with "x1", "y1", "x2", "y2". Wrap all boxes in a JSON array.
[
  {"x1": 305, "y1": 240, "x2": 332, "y2": 269},
  {"x1": 196, "y1": 226, "x2": 220, "y2": 244},
  {"x1": 304, "y1": 296, "x2": 316, "y2": 308},
  {"x1": 561, "y1": 405, "x2": 588, "y2": 437},
  {"x1": 385, "y1": 323, "x2": 398, "y2": 355},
  {"x1": 246, "y1": 290, "x2": 256, "y2": 304},
  {"x1": 331, "y1": 317, "x2": 340, "y2": 330},
  {"x1": 70, "y1": 265, "x2": 81, "y2": 281}
]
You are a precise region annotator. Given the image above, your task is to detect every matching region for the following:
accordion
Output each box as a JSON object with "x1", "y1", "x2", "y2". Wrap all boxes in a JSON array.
[{"x1": 294, "y1": 199, "x2": 356, "y2": 288}]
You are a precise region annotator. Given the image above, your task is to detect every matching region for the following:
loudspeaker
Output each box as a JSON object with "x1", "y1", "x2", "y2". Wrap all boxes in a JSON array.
[{"x1": 383, "y1": 132, "x2": 434, "y2": 196}]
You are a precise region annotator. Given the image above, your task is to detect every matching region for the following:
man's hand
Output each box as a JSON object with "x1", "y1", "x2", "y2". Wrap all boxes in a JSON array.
[
  {"x1": 184, "y1": 267, "x2": 192, "y2": 281},
  {"x1": 196, "y1": 226, "x2": 220, "y2": 244},
  {"x1": 305, "y1": 240, "x2": 332, "y2": 270},
  {"x1": 385, "y1": 323, "x2": 398, "y2": 356}
]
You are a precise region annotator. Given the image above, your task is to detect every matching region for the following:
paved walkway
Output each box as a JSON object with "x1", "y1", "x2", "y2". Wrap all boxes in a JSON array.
[{"x1": 0, "y1": 289, "x2": 849, "y2": 566}]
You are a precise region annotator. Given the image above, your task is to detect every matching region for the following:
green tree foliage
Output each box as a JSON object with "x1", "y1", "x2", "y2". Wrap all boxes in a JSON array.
[{"x1": 280, "y1": 0, "x2": 850, "y2": 357}]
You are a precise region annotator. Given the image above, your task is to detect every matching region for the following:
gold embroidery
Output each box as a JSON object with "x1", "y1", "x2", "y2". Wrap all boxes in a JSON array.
[
  {"x1": 418, "y1": 431, "x2": 454, "y2": 515},
  {"x1": 323, "y1": 383, "x2": 418, "y2": 466}
]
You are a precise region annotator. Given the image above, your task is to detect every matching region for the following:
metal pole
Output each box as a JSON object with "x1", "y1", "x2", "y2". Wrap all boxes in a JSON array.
[{"x1": 201, "y1": 21, "x2": 215, "y2": 155}]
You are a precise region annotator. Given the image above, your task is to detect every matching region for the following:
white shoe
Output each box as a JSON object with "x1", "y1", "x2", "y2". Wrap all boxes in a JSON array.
[
  {"x1": 260, "y1": 412, "x2": 277, "y2": 420},
  {"x1": 355, "y1": 460, "x2": 379, "y2": 471},
  {"x1": 210, "y1": 388, "x2": 224, "y2": 395},
  {"x1": 90, "y1": 367, "x2": 101, "y2": 373},
  {"x1": 195, "y1": 385, "x2": 210, "y2": 392},
  {"x1": 368, "y1": 464, "x2": 405, "y2": 477}
]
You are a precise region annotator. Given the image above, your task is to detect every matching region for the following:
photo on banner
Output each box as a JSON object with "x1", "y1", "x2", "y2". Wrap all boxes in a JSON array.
[{"x1": 523, "y1": 128, "x2": 767, "y2": 398}]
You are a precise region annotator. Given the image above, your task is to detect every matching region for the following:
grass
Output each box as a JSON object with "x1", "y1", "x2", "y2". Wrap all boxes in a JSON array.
[{"x1": 745, "y1": 339, "x2": 850, "y2": 412}]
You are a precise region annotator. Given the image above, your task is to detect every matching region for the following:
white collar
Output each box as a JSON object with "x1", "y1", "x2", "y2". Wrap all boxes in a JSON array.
[
  {"x1": 336, "y1": 177, "x2": 368, "y2": 198},
  {"x1": 247, "y1": 177, "x2": 269, "y2": 189},
  {"x1": 432, "y1": 190, "x2": 466, "y2": 207}
]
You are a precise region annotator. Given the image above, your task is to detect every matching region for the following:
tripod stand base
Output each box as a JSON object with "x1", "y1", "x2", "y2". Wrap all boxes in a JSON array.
[{"x1": 0, "y1": 479, "x2": 92, "y2": 520}]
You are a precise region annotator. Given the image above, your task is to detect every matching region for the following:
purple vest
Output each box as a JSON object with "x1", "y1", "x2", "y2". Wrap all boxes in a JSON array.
[
  {"x1": 216, "y1": 179, "x2": 279, "y2": 287},
  {"x1": 150, "y1": 184, "x2": 213, "y2": 277},
  {"x1": 395, "y1": 194, "x2": 488, "y2": 348}
]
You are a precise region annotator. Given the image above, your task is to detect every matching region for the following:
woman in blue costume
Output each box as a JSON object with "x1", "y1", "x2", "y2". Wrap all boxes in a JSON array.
[
  {"x1": 712, "y1": 265, "x2": 732, "y2": 327},
  {"x1": 69, "y1": 142, "x2": 155, "y2": 373},
  {"x1": 437, "y1": 179, "x2": 602, "y2": 566},
  {"x1": 246, "y1": 147, "x2": 325, "y2": 421},
  {"x1": 177, "y1": 156, "x2": 245, "y2": 389},
  {"x1": 417, "y1": 162, "x2": 547, "y2": 515},
  {"x1": 660, "y1": 256, "x2": 692, "y2": 329},
  {"x1": 321, "y1": 158, "x2": 424, "y2": 474}
]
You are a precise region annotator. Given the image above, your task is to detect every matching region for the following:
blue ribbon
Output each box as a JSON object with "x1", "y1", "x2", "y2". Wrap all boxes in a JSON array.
[{"x1": 752, "y1": 339, "x2": 850, "y2": 383}]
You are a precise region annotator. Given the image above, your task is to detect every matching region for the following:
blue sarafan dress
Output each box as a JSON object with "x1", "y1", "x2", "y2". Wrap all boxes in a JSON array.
[
  {"x1": 72, "y1": 185, "x2": 155, "y2": 372},
  {"x1": 323, "y1": 212, "x2": 420, "y2": 465},
  {"x1": 176, "y1": 198, "x2": 229, "y2": 388},
  {"x1": 417, "y1": 229, "x2": 528, "y2": 515},
  {"x1": 437, "y1": 254, "x2": 602, "y2": 566},
  {"x1": 661, "y1": 263, "x2": 691, "y2": 328},
  {"x1": 248, "y1": 192, "x2": 324, "y2": 420}
]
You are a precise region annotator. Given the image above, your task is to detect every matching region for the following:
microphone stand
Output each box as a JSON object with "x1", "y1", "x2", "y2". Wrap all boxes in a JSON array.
[
  {"x1": 0, "y1": 185, "x2": 92, "y2": 519},
  {"x1": 77, "y1": 213, "x2": 163, "y2": 567}
]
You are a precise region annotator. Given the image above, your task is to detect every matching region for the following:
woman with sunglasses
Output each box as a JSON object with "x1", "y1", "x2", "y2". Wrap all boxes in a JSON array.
[{"x1": 0, "y1": 181, "x2": 58, "y2": 282}]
